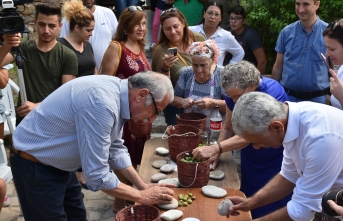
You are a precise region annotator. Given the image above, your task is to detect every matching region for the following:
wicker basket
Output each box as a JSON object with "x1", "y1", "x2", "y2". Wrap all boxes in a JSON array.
[
  {"x1": 128, "y1": 119, "x2": 152, "y2": 137},
  {"x1": 176, "y1": 151, "x2": 211, "y2": 188},
  {"x1": 176, "y1": 113, "x2": 207, "y2": 132},
  {"x1": 167, "y1": 125, "x2": 200, "y2": 161},
  {"x1": 115, "y1": 205, "x2": 160, "y2": 221}
]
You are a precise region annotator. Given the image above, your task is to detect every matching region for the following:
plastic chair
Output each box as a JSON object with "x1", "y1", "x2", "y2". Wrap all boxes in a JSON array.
[
  {"x1": 1, "y1": 79, "x2": 19, "y2": 137},
  {"x1": 0, "y1": 139, "x2": 12, "y2": 183}
]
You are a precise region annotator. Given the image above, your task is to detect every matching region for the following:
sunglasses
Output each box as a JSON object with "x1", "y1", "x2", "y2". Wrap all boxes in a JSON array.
[
  {"x1": 160, "y1": 8, "x2": 177, "y2": 16},
  {"x1": 128, "y1": 6, "x2": 143, "y2": 12},
  {"x1": 331, "y1": 20, "x2": 343, "y2": 30}
]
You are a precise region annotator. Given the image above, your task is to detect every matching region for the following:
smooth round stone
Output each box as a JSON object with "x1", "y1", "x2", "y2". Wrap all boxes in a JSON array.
[
  {"x1": 202, "y1": 185, "x2": 227, "y2": 198},
  {"x1": 158, "y1": 178, "x2": 180, "y2": 187},
  {"x1": 152, "y1": 160, "x2": 168, "y2": 169},
  {"x1": 218, "y1": 199, "x2": 234, "y2": 216},
  {"x1": 182, "y1": 218, "x2": 200, "y2": 221},
  {"x1": 160, "y1": 164, "x2": 175, "y2": 173},
  {"x1": 156, "y1": 147, "x2": 169, "y2": 156},
  {"x1": 161, "y1": 209, "x2": 183, "y2": 221},
  {"x1": 209, "y1": 170, "x2": 225, "y2": 180},
  {"x1": 151, "y1": 173, "x2": 167, "y2": 183},
  {"x1": 156, "y1": 198, "x2": 178, "y2": 210}
]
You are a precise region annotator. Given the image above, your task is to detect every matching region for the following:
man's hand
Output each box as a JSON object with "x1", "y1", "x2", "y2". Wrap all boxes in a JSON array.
[
  {"x1": 138, "y1": 185, "x2": 175, "y2": 205},
  {"x1": 16, "y1": 101, "x2": 39, "y2": 117},
  {"x1": 226, "y1": 196, "x2": 254, "y2": 218},
  {"x1": 327, "y1": 200, "x2": 343, "y2": 217},
  {"x1": 3, "y1": 34, "x2": 21, "y2": 48}
]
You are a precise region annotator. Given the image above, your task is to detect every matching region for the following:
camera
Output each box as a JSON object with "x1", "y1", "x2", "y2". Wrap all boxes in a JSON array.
[
  {"x1": 0, "y1": 0, "x2": 32, "y2": 34},
  {"x1": 322, "y1": 190, "x2": 343, "y2": 216}
]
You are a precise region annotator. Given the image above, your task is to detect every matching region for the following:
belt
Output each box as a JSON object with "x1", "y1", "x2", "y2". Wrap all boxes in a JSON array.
[
  {"x1": 12, "y1": 146, "x2": 41, "y2": 163},
  {"x1": 283, "y1": 87, "x2": 330, "y2": 100}
]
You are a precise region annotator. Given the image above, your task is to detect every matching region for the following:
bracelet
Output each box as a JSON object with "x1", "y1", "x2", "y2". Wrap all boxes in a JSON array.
[
  {"x1": 160, "y1": 67, "x2": 170, "y2": 72},
  {"x1": 217, "y1": 142, "x2": 223, "y2": 154}
]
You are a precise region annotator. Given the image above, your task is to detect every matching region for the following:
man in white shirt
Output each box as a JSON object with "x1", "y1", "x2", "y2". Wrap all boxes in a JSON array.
[
  {"x1": 60, "y1": 0, "x2": 118, "y2": 71},
  {"x1": 228, "y1": 92, "x2": 343, "y2": 221}
]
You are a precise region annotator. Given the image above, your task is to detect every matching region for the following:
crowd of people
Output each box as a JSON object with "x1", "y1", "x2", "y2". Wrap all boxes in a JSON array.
[{"x1": 1, "y1": 0, "x2": 343, "y2": 220}]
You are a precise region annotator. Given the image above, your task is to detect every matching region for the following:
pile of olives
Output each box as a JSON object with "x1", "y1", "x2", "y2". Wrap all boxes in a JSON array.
[
  {"x1": 181, "y1": 156, "x2": 201, "y2": 163},
  {"x1": 178, "y1": 193, "x2": 196, "y2": 207}
]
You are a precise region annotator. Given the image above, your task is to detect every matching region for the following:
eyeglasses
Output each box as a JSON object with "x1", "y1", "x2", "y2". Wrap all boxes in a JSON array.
[
  {"x1": 128, "y1": 6, "x2": 143, "y2": 12},
  {"x1": 227, "y1": 88, "x2": 246, "y2": 100},
  {"x1": 229, "y1": 17, "x2": 243, "y2": 22},
  {"x1": 149, "y1": 92, "x2": 159, "y2": 116},
  {"x1": 206, "y1": 11, "x2": 221, "y2": 18},
  {"x1": 160, "y1": 8, "x2": 177, "y2": 16}
]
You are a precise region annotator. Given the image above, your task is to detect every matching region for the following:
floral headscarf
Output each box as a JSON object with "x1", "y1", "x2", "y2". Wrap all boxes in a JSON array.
[{"x1": 188, "y1": 39, "x2": 220, "y2": 64}]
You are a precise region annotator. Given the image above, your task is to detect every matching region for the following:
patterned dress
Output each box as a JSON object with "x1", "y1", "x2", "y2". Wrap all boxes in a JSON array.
[{"x1": 117, "y1": 42, "x2": 151, "y2": 166}]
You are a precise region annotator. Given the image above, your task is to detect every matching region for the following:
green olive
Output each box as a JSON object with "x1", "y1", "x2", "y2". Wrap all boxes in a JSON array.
[
  {"x1": 192, "y1": 196, "x2": 196, "y2": 200},
  {"x1": 188, "y1": 193, "x2": 193, "y2": 197},
  {"x1": 187, "y1": 199, "x2": 192, "y2": 204},
  {"x1": 183, "y1": 202, "x2": 188, "y2": 206}
]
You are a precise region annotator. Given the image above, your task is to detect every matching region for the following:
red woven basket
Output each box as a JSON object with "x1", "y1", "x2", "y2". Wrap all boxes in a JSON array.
[
  {"x1": 128, "y1": 119, "x2": 152, "y2": 137},
  {"x1": 176, "y1": 113, "x2": 207, "y2": 132},
  {"x1": 115, "y1": 205, "x2": 160, "y2": 221},
  {"x1": 176, "y1": 151, "x2": 211, "y2": 188},
  {"x1": 167, "y1": 125, "x2": 200, "y2": 161}
]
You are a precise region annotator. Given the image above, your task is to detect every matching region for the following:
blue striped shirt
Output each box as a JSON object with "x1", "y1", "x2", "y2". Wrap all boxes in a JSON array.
[{"x1": 12, "y1": 75, "x2": 131, "y2": 191}]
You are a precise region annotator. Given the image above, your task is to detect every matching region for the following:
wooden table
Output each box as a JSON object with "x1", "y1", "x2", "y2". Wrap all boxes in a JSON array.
[
  {"x1": 139, "y1": 137, "x2": 240, "y2": 189},
  {"x1": 158, "y1": 188, "x2": 252, "y2": 221}
]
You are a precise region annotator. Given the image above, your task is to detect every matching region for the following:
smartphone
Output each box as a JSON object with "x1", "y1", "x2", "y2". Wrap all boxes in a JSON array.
[
  {"x1": 167, "y1": 47, "x2": 177, "y2": 56},
  {"x1": 320, "y1": 53, "x2": 332, "y2": 77}
]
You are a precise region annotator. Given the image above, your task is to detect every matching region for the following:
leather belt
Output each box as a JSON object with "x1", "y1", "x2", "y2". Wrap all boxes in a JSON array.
[
  {"x1": 12, "y1": 146, "x2": 41, "y2": 164},
  {"x1": 283, "y1": 87, "x2": 330, "y2": 100}
]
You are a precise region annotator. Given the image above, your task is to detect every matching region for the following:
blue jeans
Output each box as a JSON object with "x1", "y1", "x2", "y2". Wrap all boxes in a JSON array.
[
  {"x1": 287, "y1": 94, "x2": 327, "y2": 104},
  {"x1": 115, "y1": 0, "x2": 139, "y2": 18},
  {"x1": 10, "y1": 149, "x2": 86, "y2": 221}
]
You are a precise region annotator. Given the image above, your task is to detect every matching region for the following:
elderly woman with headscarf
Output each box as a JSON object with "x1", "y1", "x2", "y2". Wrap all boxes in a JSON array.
[
  {"x1": 192, "y1": 61, "x2": 292, "y2": 219},
  {"x1": 172, "y1": 39, "x2": 226, "y2": 134}
]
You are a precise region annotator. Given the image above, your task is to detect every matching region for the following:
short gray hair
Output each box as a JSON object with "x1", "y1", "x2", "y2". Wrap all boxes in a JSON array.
[
  {"x1": 232, "y1": 92, "x2": 287, "y2": 136},
  {"x1": 128, "y1": 71, "x2": 174, "y2": 106},
  {"x1": 221, "y1": 61, "x2": 261, "y2": 91}
]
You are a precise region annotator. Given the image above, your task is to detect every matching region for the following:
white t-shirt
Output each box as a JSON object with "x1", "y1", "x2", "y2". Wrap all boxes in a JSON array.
[
  {"x1": 330, "y1": 65, "x2": 343, "y2": 110},
  {"x1": 60, "y1": 6, "x2": 118, "y2": 71},
  {"x1": 281, "y1": 101, "x2": 343, "y2": 221},
  {"x1": 189, "y1": 24, "x2": 244, "y2": 65}
]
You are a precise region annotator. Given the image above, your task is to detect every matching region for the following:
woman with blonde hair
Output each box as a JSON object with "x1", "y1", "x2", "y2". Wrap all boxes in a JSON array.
[
  {"x1": 59, "y1": 0, "x2": 96, "y2": 76},
  {"x1": 100, "y1": 6, "x2": 152, "y2": 214},
  {"x1": 152, "y1": 8, "x2": 205, "y2": 125}
]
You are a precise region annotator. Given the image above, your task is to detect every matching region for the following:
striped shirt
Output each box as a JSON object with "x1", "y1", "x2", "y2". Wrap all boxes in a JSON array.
[{"x1": 12, "y1": 75, "x2": 131, "y2": 191}]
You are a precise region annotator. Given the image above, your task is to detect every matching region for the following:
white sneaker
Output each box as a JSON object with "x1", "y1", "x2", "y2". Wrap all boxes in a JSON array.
[{"x1": 3, "y1": 195, "x2": 10, "y2": 207}]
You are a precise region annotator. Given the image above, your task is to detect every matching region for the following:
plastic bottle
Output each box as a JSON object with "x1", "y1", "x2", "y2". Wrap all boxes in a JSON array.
[{"x1": 209, "y1": 106, "x2": 222, "y2": 144}]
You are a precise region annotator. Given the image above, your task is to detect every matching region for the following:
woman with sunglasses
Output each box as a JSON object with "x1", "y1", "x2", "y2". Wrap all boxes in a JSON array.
[
  {"x1": 188, "y1": 1, "x2": 244, "y2": 66},
  {"x1": 172, "y1": 40, "x2": 226, "y2": 134},
  {"x1": 323, "y1": 19, "x2": 343, "y2": 110},
  {"x1": 100, "y1": 6, "x2": 152, "y2": 214},
  {"x1": 152, "y1": 8, "x2": 205, "y2": 125},
  {"x1": 192, "y1": 60, "x2": 292, "y2": 219}
]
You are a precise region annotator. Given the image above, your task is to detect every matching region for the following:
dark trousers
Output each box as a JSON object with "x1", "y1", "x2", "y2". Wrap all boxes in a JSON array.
[{"x1": 10, "y1": 149, "x2": 87, "y2": 221}]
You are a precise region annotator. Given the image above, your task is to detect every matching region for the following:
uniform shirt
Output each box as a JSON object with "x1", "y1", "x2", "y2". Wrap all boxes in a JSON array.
[
  {"x1": 60, "y1": 5, "x2": 118, "y2": 71},
  {"x1": 12, "y1": 75, "x2": 131, "y2": 191},
  {"x1": 281, "y1": 101, "x2": 343, "y2": 221},
  {"x1": 275, "y1": 17, "x2": 329, "y2": 92},
  {"x1": 189, "y1": 24, "x2": 244, "y2": 65}
]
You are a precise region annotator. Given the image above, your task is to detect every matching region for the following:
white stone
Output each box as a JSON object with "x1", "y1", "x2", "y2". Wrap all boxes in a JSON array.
[
  {"x1": 156, "y1": 147, "x2": 169, "y2": 156},
  {"x1": 152, "y1": 160, "x2": 168, "y2": 169},
  {"x1": 160, "y1": 164, "x2": 175, "y2": 173},
  {"x1": 151, "y1": 173, "x2": 167, "y2": 183},
  {"x1": 156, "y1": 198, "x2": 178, "y2": 210},
  {"x1": 158, "y1": 178, "x2": 180, "y2": 187},
  {"x1": 218, "y1": 199, "x2": 234, "y2": 216},
  {"x1": 209, "y1": 170, "x2": 225, "y2": 180},
  {"x1": 201, "y1": 185, "x2": 227, "y2": 198},
  {"x1": 161, "y1": 209, "x2": 183, "y2": 221}
]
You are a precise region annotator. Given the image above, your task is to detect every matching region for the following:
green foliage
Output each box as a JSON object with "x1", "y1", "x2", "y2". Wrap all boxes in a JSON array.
[{"x1": 236, "y1": 0, "x2": 343, "y2": 74}]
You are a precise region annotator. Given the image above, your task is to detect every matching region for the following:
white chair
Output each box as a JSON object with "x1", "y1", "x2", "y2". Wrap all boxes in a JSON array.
[
  {"x1": 0, "y1": 139, "x2": 12, "y2": 183},
  {"x1": 1, "y1": 79, "x2": 19, "y2": 136}
]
